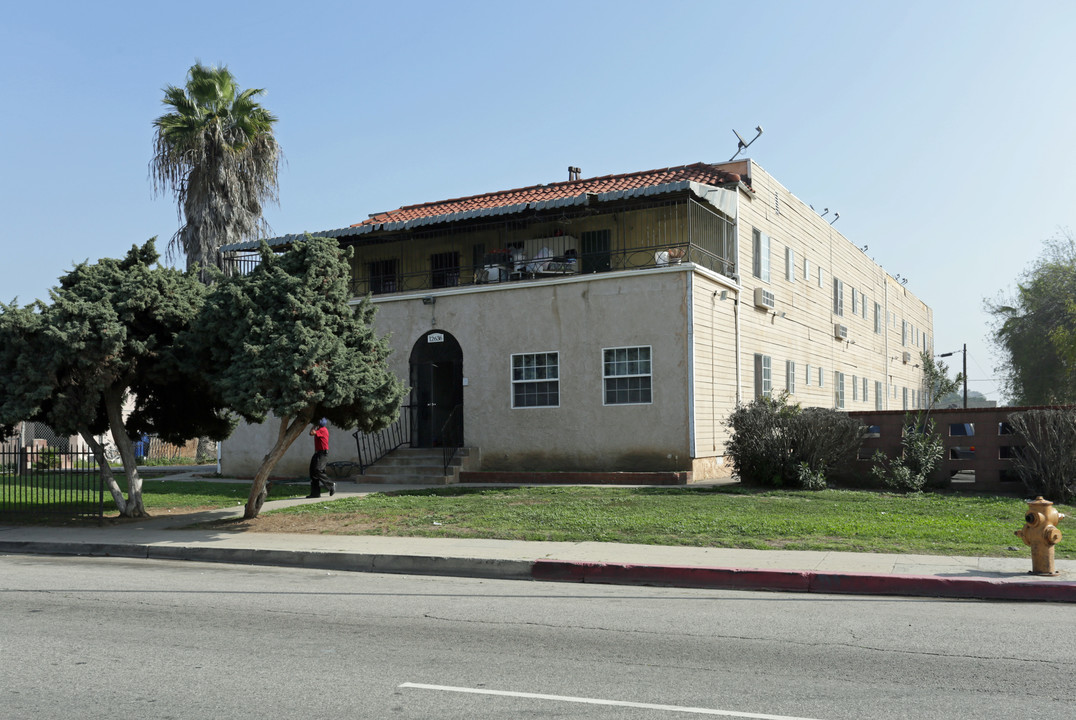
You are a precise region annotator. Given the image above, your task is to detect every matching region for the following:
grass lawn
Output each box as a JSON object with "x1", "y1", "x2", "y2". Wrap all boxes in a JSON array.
[{"x1": 261, "y1": 485, "x2": 1075, "y2": 559}]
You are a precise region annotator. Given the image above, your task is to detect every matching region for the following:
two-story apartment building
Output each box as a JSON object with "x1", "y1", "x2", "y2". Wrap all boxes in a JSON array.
[{"x1": 220, "y1": 159, "x2": 933, "y2": 479}]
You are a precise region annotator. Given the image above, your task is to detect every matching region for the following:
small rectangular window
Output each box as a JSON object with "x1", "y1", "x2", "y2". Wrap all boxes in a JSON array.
[
  {"x1": 754, "y1": 354, "x2": 772, "y2": 399},
  {"x1": 875, "y1": 381, "x2": 883, "y2": 411},
  {"x1": 786, "y1": 360, "x2": 796, "y2": 393},
  {"x1": 818, "y1": 266, "x2": 824, "y2": 288},
  {"x1": 603, "y1": 346, "x2": 653, "y2": 405},
  {"x1": 863, "y1": 377, "x2": 869, "y2": 402},
  {"x1": 367, "y1": 258, "x2": 399, "y2": 294},
  {"x1": 852, "y1": 375, "x2": 859, "y2": 401},
  {"x1": 835, "y1": 372, "x2": 845, "y2": 409},
  {"x1": 803, "y1": 257, "x2": 811, "y2": 282},
  {"x1": 431, "y1": 251, "x2": 460, "y2": 288},
  {"x1": 902, "y1": 386, "x2": 908, "y2": 410},
  {"x1": 861, "y1": 292, "x2": 868, "y2": 319},
  {"x1": 833, "y1": 278, "x2": 844, "y2": 316},
  {"x1": 805, "y1": 363, "x2": 812, "y2": 387},
  {"x1": 902, "y1": 320, "x2": 908, "y2": 346},
  {"x1": 818, "y1": 366, "x2": 825, "y2": 388},
  {"x1": 511, "y1": 352, "x2": 560, "y2": 408},
  {"x1": 785, "y1": 247, "x2": 795, "y2": 283},
  {"x1": 752, "y1": 229, "x2": 771, "y2": 283},
  {"x1": 851, "y1": 287, "x2": 858, "y2": 315},
  {"x1": 874, "y1": 302, "x2": 882, "y2": 333}
]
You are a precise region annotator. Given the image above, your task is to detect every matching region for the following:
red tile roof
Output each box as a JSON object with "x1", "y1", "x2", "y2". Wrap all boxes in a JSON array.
[{"x1": 353, "y1": 162, "x2": 742, "y2": 228}]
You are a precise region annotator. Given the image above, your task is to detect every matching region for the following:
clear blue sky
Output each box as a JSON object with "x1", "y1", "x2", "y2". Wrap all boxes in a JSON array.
[{"x1": 3, "y1": 0, "x2": 1073, "y2": 403}]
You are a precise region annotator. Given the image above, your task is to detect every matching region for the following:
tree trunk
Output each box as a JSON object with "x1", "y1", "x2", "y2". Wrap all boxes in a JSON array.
[
  {"x1": 80, "y1": 429, "x2": 126, "y2": 514},
  {"x1": 104, "y1": 386, "x2": 148, "y2": 518},
  {"x1": 243, "y1": 409, "x2": 313, "y2": 519}
]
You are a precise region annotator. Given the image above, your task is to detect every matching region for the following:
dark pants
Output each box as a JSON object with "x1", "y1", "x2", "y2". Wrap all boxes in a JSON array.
[{"x1": 309, "y1": 450, "x2": 332, "y2": 496}]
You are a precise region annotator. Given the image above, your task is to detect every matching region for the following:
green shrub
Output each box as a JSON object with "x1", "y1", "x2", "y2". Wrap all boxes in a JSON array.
[
  {"x1": 869, "y1": 417, "x2": 944, "y2": 493},
  {"x1": 726, "y1": 394, "x2": 865, "y2": 489},
  {"x1": 1007, "y1": 408, "x2": 1076, "y2": 503}
]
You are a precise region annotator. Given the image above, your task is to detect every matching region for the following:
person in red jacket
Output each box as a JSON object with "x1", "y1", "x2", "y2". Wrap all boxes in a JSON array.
[{"x1": 307, "y1": 418, "x2": 336, "y2": 498}]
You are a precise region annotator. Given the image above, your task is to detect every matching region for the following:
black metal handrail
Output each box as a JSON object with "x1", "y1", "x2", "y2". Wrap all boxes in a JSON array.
[
  {"x1": 353, "y1": 405, "x2": 413, "y2": 475},
  {"x1": 440, "y1": 404, "x2": 463, "y2": 476}
]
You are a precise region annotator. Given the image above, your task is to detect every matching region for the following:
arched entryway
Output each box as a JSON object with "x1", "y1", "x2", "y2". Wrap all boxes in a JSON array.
[{"x1": 409, "y1": 330, "x2": 464, "y2": 448}]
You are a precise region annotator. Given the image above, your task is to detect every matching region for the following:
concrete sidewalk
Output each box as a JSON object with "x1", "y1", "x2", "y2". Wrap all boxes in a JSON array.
[{"x1": 2, "y1": 478, "x2": 1073, "y2": 603}]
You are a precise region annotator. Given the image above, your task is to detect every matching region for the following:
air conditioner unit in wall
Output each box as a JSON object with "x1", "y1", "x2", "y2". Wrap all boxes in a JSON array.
[
  {"x1": 902, "y1": 351, "x2": 911, "y2": 364},
  {"x1": 834, "y1": 324, "x2": 848, "y2": 340},
  {"x1": 753, "y1": 287, "x2": 775, "y2": 309}
]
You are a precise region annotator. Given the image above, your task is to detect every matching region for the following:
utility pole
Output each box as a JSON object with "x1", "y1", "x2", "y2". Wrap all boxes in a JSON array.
[{"x1": 939, "y1": 344, "x2": 968, "y2": 408}]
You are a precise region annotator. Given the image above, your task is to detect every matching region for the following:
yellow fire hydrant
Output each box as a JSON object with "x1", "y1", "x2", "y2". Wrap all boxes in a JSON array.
[{"x1": 1014, "y1": 496, "x2": 1066, "y2": 575}]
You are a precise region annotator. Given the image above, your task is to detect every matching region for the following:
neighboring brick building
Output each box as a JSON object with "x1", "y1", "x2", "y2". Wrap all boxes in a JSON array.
[{"x1": 220, "y1": 159, "x2": 933, "y2": 479}]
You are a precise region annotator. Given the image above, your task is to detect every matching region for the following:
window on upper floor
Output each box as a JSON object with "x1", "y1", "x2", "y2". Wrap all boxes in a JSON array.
[
  {"x1": 805, "y1": 363, "x2": 812, "y2": 386},
  {"x1": 902, "y1": 320, "x2": 908, "y2": 346},
  {"x1": 852, "y1": 375, "x2": 859, "y2": 401},
  {"x1": 874, "y1": 302, "x2": 882, "y2": 334},
  {"x1": 804, "y1": 257, "x2": 811, "y2": 283},
  {"x1": 431, "y1": 251, "x2": 460, "y2": 288},
  {"x1": 818, "y1": 366, "x2": 825, "y2": 388},
  {"x1": 603, "y1": 346, "x2": 652, "y2": 405},
  {"x1": 875, "y1": 381, "x2": 883, "y2": 410},
  {"x1": 851, "y1": 286, "x2": 858, "y2": 315},
  {"x1": 511, "y1": 352, "x2": 559, "y2": 408},
  {"x1": 786, "y1": 360, "x2": 796, "y2": 393},
  {"x1": 833, "y1": 278, "x2": 844, "y2": 316},
  {"x1": 785, "y1": 246, "x2": 795, "y2": 282},
  {"x1": 752, "y1": 229, "x2": 771, "y2": 283},
  {"x1": 834, "y1": 371, "x2": 845, "y2": 409},
  {"x1": 368, "y1": 258, "x2": 399, "y2": 294}
]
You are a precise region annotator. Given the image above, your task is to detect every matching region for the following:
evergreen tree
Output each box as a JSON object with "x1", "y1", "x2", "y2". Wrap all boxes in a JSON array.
[
  {"x1": 0, "y1": 240, "x2": 232, "y2": 517},
  {"x1": 188, "y1": 236, "x2": 406, "y2": 518}
]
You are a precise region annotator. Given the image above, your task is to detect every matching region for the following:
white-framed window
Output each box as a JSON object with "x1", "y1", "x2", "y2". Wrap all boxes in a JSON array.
[
  {"x1": 863, "y1": 377, "x2": 869, "y2": 403},
  {"x1": 785, "y1": 246, "x2": 795, "y2": 282},
  {"x1": 511, "y1": 352, "x2": 559, "y2": 408},
  {"x1": 786, "y1": 360, "x2": 796, "y2": 393},
  {"x1": 902, "y1": 320, "x2": 908, "y2": 346},
  {"x1": 902, "y1": 387, "x2": 909, "y2": 410},
  {"x1": 803, "y1": 257, "x2": 811, "y2": 282},
  {"x1": 861, "y1": 292, "x2": 868, "y2": 319},
  {"x1": 752, "y1": 229, "x2": 771, "y2": 283},
  {"x1": 818, "y1": 366, "x2": 825, "y2": 388},
  {"x1": 603, "y1": 346, "x2": 652, "y2": 405},
  {"x1": 835, "y1": 371, "x2": 845, "y2": 409},
  {"x1": 874, "y1": 302, "x2": 882, "y2": 334},
  {"x1": 818, "y1": 266, "x2": 824, "y2": 288},
  {"x1": 851, "y1": 287, "x2": 858, "y2": 315},
  {"x1": 805, "y1": 363, "x2": 812, "y2": 386},
  {"x1": 754, "y1": 354, "x2": 772, "y2": 399},
  {"x1": 875, "y1": 381, "x2": 883, "y2": 410},
  {"x1": 852, "y1": 374, "x2": 859, "y2": 401},
  {"x1": 833, "y1": 278, "x2": 844, "y2": 316}
]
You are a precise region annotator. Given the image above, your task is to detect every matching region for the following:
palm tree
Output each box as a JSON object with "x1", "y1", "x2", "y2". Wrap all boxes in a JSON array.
[{"x1": 151, "y1": 63, "x2": 281, "y2": 281}]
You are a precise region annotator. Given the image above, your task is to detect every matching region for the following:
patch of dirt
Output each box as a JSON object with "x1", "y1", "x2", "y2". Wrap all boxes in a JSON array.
[{"x1": 196, "y1": 512, "x2": 371, "y2": 535}]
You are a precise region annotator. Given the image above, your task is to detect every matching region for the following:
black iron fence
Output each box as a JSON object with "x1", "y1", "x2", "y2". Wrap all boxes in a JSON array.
[{"x1": 0, "y1": 446, "x2": 104, "y2": 521}]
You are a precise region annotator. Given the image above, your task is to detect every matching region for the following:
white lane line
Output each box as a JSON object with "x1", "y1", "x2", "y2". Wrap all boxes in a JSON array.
[{"x1": 398, "y1": 682, "x2": 826, "y2": 719}]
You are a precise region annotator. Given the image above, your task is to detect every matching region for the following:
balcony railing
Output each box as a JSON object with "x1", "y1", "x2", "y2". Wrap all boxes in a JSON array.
[{"x1": 224, "y1": 196, "x2": 737, "y2": 297}]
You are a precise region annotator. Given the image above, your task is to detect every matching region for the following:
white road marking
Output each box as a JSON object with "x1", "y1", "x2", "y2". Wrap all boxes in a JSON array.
[{"x1": 398, "y1": 682, "x2": 826, "y2": 719}]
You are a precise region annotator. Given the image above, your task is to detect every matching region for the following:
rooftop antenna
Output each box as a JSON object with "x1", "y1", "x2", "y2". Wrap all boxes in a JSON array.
[
  {"x1": 729, "y1": 125, "x2": 763, "y2": 161},
  {"x1": 829, "y1": 212, "x2": 840, "y2": 225}
]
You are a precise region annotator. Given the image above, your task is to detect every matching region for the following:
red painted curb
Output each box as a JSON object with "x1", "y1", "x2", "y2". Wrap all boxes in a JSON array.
[{"x1": 532, "y1": 560, "x2": 1076, "y2": 602}]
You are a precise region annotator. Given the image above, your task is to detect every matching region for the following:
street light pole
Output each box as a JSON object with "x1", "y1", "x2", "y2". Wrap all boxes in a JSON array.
[{"x1": 939, "y1": 344, "x2": 968, "y2": 408}]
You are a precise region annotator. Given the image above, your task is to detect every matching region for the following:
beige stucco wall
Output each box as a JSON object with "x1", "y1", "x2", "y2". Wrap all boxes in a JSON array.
[{"x1": 372, "y1": 268, "x2": 695, "y2": 472}]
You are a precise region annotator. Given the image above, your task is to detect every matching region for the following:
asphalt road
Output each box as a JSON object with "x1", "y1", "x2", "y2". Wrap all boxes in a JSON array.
[{"x1": 1, "y1": 554, "x2": 1072, "y2": 720}]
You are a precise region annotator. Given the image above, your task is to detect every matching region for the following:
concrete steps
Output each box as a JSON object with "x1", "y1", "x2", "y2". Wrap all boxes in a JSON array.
[{"x1": 357, "y1": 447, "x2": 476, "y2": 485}]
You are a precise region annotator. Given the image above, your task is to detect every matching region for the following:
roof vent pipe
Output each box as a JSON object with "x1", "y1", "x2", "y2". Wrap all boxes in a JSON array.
[{"x1": 568, "y1": 166, "x2": 581, "y2": 181}]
